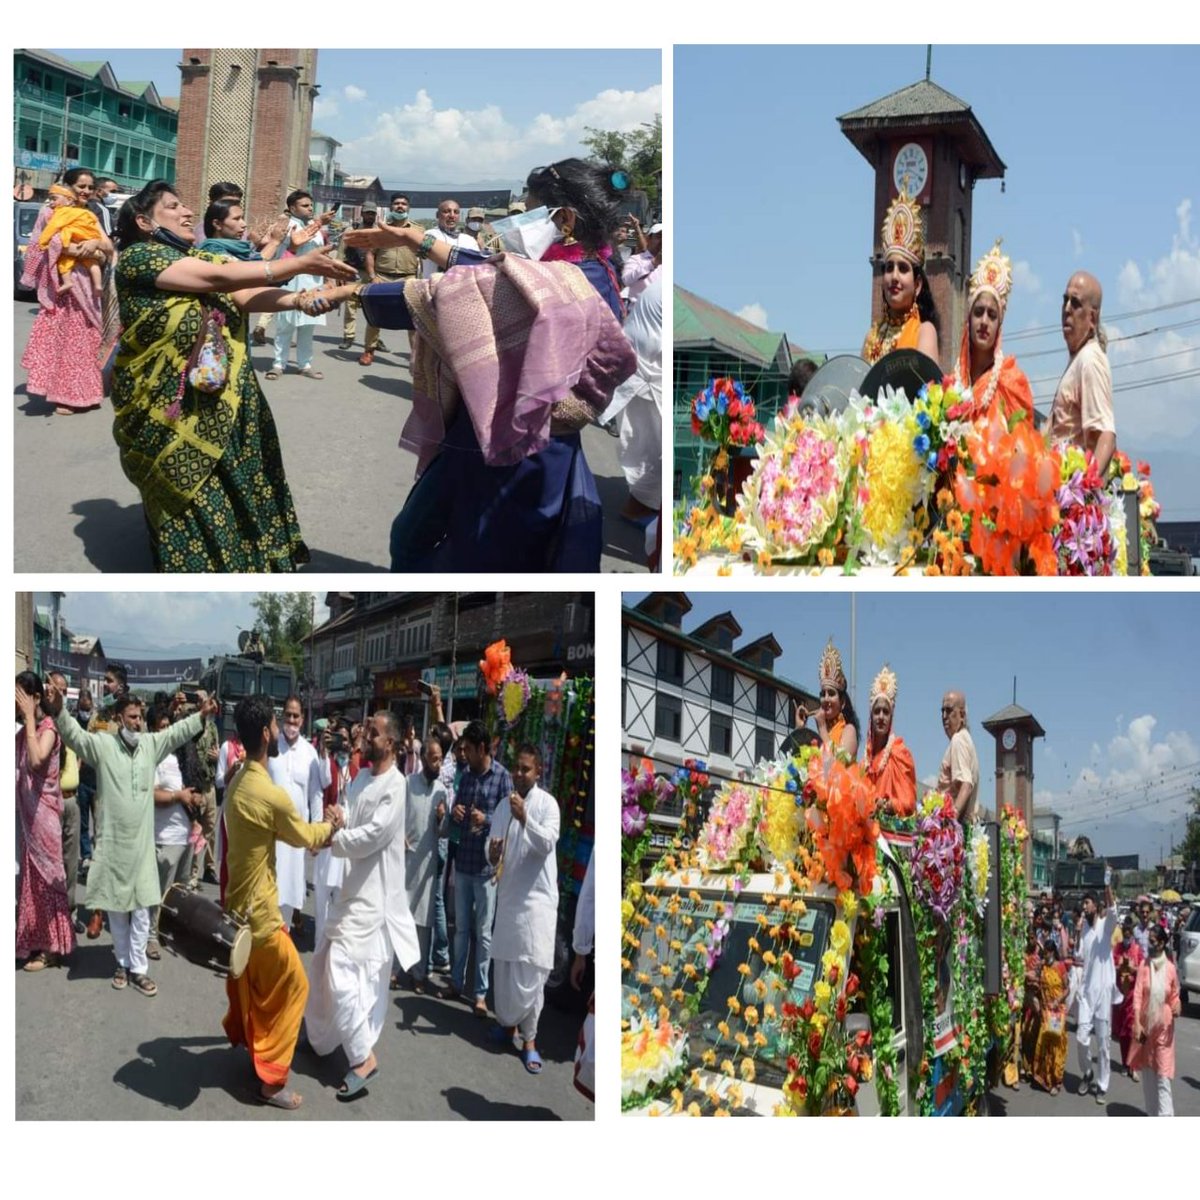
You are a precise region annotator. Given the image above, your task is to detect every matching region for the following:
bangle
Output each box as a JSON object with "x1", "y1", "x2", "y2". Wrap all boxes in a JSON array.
[
  {"x1": 264, "y1": 260, "x2": 276, "y2": 284},
  {"x1": 417, "y1": 232, "x2": 437, "y2": 260}
]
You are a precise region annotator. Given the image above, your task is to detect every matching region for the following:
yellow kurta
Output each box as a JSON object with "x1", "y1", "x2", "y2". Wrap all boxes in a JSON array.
[{"x1": 221, "y1": 759, "x2": 331, "y2": 1086}]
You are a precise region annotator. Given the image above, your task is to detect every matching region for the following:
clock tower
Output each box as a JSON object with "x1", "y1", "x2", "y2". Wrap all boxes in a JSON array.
[
  {"x1": 838, "y1": 76, "x2": 1006, "y2": 369},
  {"x1": 982, "y1": 701, "x2": 1046, "y2": 882}
]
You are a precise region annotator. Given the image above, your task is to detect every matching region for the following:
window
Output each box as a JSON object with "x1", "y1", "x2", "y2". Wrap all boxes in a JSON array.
[
  {"x1": 395, "y1": 610, "x2": 432, "y2": 660},
  {"x1": 24, "y1": 135, "x2": 37, "y2": 152},
  {"x1": 114, "y1": 155, "x2": 125, "y2": 173},
  {"x1": 66, "y1": 144, "x2": 80, "y2": 160},
  {"x1": 363, "y1": 624, "x2": 389, "y2": 665},
  {"x1": 656, "y1": 640, "x2": 683, "y2": 684},
  {"x1": 27, "y1": 68, "x2": 42, "y2": 86},
  {"x1": 709, "y1": 713, "x2": 732, "y2": 756},
  {"x1": 655, "y1": 694, "x2": 682, "y2": 741},
  {"x1": 713, "y1": 627, "x2": 733, "y2": 651},
  {"x1": 65, "y1": 82, "x2": 82, "y2": 99},
  {"x1": 755, "y1": 728, "x2": 775, "y2": 763},
  {"x1": 711, "y1": 664, "x2": 734, "y2": 704},
  {"x1": 333, "y1": 636, "x2": 356, "y2": 673},
  {"x1": 757, "y1": 681, "x2": 775, "y2": 719},
  {"x1": 119, "y1": 101, "x2": 131, "y2": 118}
]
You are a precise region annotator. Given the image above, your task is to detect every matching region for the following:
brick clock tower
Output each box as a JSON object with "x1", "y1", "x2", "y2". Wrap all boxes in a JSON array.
[
  {"x1": 176, "y1": 49, "x2": 320, "y2": 232},
  {"x1": 982, "y1": 701, "x2": 1045, "y2": 882},
  {"x1": 838, "y1": 76, "x2": 1006, "y2": 368}
]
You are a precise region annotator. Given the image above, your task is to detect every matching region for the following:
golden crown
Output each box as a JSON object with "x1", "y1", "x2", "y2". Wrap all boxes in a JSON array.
[
  {"x1": 869, "y1": 664, "x2": 898, "y2": 708},
  {"x1": 968, "y1": 239, "x2": 1013, "y2": 310},
  {"x1": 818, "y1": 638, "x2": 846, "y2": 691},
  {"x1": 881, "y1": 182, "x2": 925, "y2": 267}
]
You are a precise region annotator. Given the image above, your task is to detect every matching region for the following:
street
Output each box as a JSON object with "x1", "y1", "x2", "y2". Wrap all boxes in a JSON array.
[
  {"x1": 12, "y1": 299, "x2": 648, "y2": 573},
  {"x1": 15, "y1": 876, "x2": 593, "y2": 1121},
  {"x1": 990, "y1": 1006, "x2": 1200, "y2": 1117}
]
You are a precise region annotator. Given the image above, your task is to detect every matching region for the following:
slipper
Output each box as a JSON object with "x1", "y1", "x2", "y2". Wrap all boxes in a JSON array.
[
  {"x1": 521, "y1": 1047, "x2": 543, "y2": 1074},
  {"x1": 265, "y1": 370, "x2": 280, "y2": 380},
  {"x1": 336, "y1": 1066, "x2": 378, "y2": 1101},
  {"x1": 300, "y1": 368, "x2": 324, "y2": 380},
  {"x1": 473, "y1": 1000, "x2": 489, "y2": 1019},
  {"x1": 258, "y1": 1087, "x2": 303, "y2": 1110}
]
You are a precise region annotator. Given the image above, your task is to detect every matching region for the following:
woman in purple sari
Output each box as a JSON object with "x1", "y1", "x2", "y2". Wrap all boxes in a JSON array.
[
  {"x1": 16, "y1": 672, "x2": 75, "y2": 970},
  {"x1": 334, "y1": 158, "x2": 635, "y2": 573}
]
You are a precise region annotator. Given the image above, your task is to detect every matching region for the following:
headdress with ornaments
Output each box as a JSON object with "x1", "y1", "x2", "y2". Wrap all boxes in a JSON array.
[
  {"x1": 968, "y1": 239, "x2": 1013, "y2": 313},
  {"x1": 880, "y1": 182, "x2": 925, "y2": 268},
  {"x1": 818, "y1": 638, "x2": 847, "y2": 692},
  {"x1": 869, "y1": 665, "x2": 898, "y2": 710}
]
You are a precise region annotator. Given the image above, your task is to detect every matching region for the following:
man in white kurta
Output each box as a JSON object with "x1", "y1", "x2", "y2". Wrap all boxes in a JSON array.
[
  {"x1": 305, "y1": 712, "x2": 419, "y2": 1096},
  {"x1": 272, "y1": 697, "x2": 330, "y2": 928},
  {"x1": 487, "y1": 746, "x2": 560, "y2": 1072},
  {"x1": 1075, "y1": 873, "x2": 1119, "y2": 1103},
  {"x1": 405, "y1": 738, "x2": 448, "y2": 991}
]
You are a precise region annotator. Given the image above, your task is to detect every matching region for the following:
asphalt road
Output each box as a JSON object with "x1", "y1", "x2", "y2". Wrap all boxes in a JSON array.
[
  {"x1": 12, "y1": 299, "x2": 647, "y2": 573},
  {"x1": 988, "y1": 1003, "x2": 1200, "y2": 1117},
  {"x1": 15, "y1": 877, "x2": 593, "y2": 1121}
]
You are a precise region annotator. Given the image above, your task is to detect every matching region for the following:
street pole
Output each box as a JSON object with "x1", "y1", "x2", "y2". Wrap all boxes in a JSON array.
[
  {"x1": 307, "y1": 592, "x2": 315, "y2": 730},
  {"x1": 447, "y1": 593, "x2": 459, "y2": 722}
]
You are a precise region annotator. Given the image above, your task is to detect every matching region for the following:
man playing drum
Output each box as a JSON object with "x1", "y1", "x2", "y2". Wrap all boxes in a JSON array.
[{"x1": 221, "y1": 695, "x2": 340, "y2": 1110}]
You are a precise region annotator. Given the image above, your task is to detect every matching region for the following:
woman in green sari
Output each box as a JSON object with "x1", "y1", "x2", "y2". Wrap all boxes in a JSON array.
[{"x1": 112, "y1": 181, "x2": 355, "y2": 572}]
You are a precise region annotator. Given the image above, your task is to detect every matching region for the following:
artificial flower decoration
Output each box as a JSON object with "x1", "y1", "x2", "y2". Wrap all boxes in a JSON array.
[
  {"x1": 909, "y1": 792, "x2": 964, "y2": 920},
  {"x1": 696, "y1": 782, "x2": 761, "y2": 872},
  {"x1": 479, "y1": 639, "x2": 512, "y2": 694},
  {"x1": 1054, "y1": 447, "x2": 1116, "y2": 575},
  {"x1": 621, "y1": 1015, "x2": 688, "y2": 1107},
  {"x1": 804, "y1": 753, "x2": 879, "y2": 896},
  {"x1": 499, "y1": 668, "x2": 532, "y2": 724},
  {"x1": 691, "y1": 377, "x2": 766, "y2": 448}
]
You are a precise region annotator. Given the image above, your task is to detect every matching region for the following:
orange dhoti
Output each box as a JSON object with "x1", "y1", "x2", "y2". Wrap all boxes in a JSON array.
[{"x1": 223, "y1": 927, "x2": 308, "y2": 1087}]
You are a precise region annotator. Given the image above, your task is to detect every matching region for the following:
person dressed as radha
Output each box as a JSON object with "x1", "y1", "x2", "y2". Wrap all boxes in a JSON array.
[
  {"x1": 861, "y1": 183, "x2": 940, "y2": 367},
  {"x1": 861, "y1": 664, "x2": 916, "y2": 819},
  {"x1": 794, "y1": 639, "x2": 859, "y2": 759},
  {"x1": 950, "y1": 240, "x2": 1035, "y2": 423}
]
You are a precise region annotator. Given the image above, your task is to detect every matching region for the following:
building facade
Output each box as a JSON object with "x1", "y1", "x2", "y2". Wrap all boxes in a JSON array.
[
  {"x1": 175, "y1": 49, "x2": 319, "y2": 228},
  {"x1": 14, "y1": 50, "x2": 179, "y2": 194},
  {"x1": 305, "y1": 591, "x2": 595, "y2": 730},
  {"x1": 622, "y1": 592, "x2": 817, "y2": 784}
]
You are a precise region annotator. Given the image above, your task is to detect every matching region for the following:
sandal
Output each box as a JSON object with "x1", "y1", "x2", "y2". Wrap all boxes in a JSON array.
[
  {"x1": 129, "y1": 972, "x2": 158, "y2": 997},
  {"x1": 112, "y1": 966, "x2": 128, "y2": 990},
  {"x1": 265, "y1": 369, "x2": 281, "y2": 380},
  {"x1": 23, "y1": 951, "x2": 50, "y2": 972},
  {"x1": 473, "y1": 1000, "x2": 489, "y2": 1020},
  {"x1": 258, "y1": 1086, "x2": 303, "y2": 1110},
  {"x1": 521, "y1": 1046, "x2": 543, "y2": 1074},
  {"x1": 389, "y1": 974, "x2": 402, "y2": 991},
  {"x1": 336, "y1": 1066, "x2": 378, "y2": 1101},
  {"x1": 488, "y1": 1025, "x2": 516, "y2": 1047},
  {"x1": 300, "y1": 367, "x2": 324, "y2": 380}
]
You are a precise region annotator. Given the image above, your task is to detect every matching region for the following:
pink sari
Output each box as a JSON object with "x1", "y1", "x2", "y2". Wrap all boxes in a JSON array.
[
  {"x1": 16, "y1": 718, "x2": 75, "y2": 957},
  {"x1": 20, "y1": 205, "x2": 104, "y2": 411}
]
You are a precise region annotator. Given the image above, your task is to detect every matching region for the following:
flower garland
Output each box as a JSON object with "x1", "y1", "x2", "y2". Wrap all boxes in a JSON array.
[
  {"x1": 909, "y1": 792, "x2": 964, "y2": 920},
  {"x1": 622, "y1": 764, "x2": 675, "y2": 884},
  {"x1": 857, "y1": 886, "x2": 901, "y2": 1116},
  {"x1": 757, "y1": 745, "x2": 820, "y2": 866},
  {"x1": 621, "y1": 1014, "x2": 689, "y2": 1109},
  {"x1": 696, "y1": 781, "x2": 761, "y2": 872},
  {"x1": 988, "y1": 804, "x2": 1029, "y2": 1082},
  {"x1": 949, "y1": 888, "x2": 989, "y2": 1101},
  {"x1": 1054, "y1": 446, "x2": 1116, "y2": 575},
  {"x1": 805, "y1": 753, "x2": 880, "y2": 896},
  {"x1": 967, "y1": 822, "x2": 990, "y2": 920}
]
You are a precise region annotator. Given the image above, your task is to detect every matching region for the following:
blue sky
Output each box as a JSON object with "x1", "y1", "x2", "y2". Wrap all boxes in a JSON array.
[
  {"x1": 49, "y1": 48, "x2": 660, "y2": 193},
  {"x1": 676, "y1": 46, "x2": 1200, "y2": 517},
  {"x1": 626, "y1": 590, "x2": 1200, "y2": 867}
]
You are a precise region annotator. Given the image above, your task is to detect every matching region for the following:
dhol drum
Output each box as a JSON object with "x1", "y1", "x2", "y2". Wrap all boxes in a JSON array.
[{"x1": 159, "y1": 883, "x2": 251, "y2": 978}]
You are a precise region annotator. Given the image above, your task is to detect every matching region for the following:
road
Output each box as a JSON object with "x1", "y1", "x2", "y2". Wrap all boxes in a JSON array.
[
  {"x1": 989, "y1": 1004, "x2": 1200, "y2": 1117},
  {"x1": 12, "y1": 299, "x2": 648, "y2": 573},
  {"x1": 15, "y1": 876, "x2": 593, "y2": 1121}
]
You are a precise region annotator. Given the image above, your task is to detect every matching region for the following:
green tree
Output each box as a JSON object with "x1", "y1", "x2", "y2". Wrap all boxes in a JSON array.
[
  {"x1": 580, "y1": 114, "x2": 662, "y2": 211},
  {"x1": 1172, "y1": 787, "x2": 1200, "y2": 886},
  {"x1": 250, "y1": 592, "x2": 315, "y2": 677}
]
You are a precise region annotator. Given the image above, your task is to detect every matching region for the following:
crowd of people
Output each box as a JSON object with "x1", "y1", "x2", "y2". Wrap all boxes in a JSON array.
[
  {"x1": 1019, "y1": 888, "x2": 1188, "y2": 1115},
  {"x1": 853, "y1": 186, "x2": 1116, "y2": 475},
  {"x1": 15, "y1": 671, "x2": 595, "y2": 1112},
  {"x1": 19, "y1": 157, "x2": 664, "y2": 573}
]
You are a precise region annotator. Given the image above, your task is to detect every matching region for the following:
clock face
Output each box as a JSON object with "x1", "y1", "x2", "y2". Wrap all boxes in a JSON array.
[
  {"x1": 1002, "y1": 728, "x2": 1017, "y2": 751},
  {"x1": 893, "y1": 142, "x2": 929, "y2": 197}
]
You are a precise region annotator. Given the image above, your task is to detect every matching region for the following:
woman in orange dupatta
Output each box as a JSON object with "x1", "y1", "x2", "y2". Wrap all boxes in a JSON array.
[
  {"x1": 862, "y1": 184, "x2": 940, "y2": 366},
  {"x1": 794, "y1": 639, "x2": 859, "y2": 760},
  {"x1": 1031, "y1": 937, "x2": 1069, "y2": 1093},
  {"x1": 951, "y1": 241, "x2": 1035, "y2": 424},
  {"x1": 861, "y1": 665, "x2": 916, "y2": 818}
]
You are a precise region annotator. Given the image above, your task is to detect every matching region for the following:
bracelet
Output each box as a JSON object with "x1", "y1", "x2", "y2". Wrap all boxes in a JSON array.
[
  {"x1": 417, "y1": 232, "x2": 437, "y2": 260},
  {"x1": 264, "y1": 260, "x2": 276, "y2": 284}
]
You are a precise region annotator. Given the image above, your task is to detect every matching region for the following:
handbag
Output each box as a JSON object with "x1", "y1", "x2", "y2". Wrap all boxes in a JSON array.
[
  {"x1": 185, "y1": 308, "x2": 230, "y2": 394},
  {"x1": 1045, "y1": 1011, "x2": 1064, "y2": 1034}
]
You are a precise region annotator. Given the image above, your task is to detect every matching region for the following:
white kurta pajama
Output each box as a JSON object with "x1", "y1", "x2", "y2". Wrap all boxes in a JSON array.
[
  {"x1": 405, "y1": 770, "x2": 448, "y2": 978},
  {"x1": 270, "y1": 733, "x2": 328, "y2": 921},
  {"x1": 490, "y1": 786, "x2": 560, "y2": 1041},
  {"x1": 1076, "y1": 908, "x2": 1119, "y2": 1092},
  {"x1": 306, "y1": 763, "x2": 420, "y2": 1065}
]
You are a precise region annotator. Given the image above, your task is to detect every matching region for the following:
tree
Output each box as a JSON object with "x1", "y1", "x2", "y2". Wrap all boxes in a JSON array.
[
  {"x1": 580, "y1": 114, "x2": 662, "y2": 212},
  {"x1": 250, "y1": 592, "x2": 315, "y2": 677},
  {"x1": 1171, "y1": 788, "x2": 1200, "y2": 890}
]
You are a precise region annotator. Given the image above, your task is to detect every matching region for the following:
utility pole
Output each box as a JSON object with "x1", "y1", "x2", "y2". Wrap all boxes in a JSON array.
[{"x1": 447, "y1": 593, "x2": 459, "y2": 722}]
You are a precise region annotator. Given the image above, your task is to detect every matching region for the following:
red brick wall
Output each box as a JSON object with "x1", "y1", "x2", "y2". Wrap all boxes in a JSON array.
[{"x1": 175, "y1": 50, "x2": 213, "y2": 214}]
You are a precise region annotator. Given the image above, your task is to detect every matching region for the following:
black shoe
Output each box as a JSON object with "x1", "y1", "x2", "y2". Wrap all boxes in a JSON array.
[
  {"x1": 375, "y1": 340, "x2": 389, "y2": 352},
  {"x1": 203, "y1": 868, "x2": 219, "y2": 885},
  {"x1": 338, "y1": 341, "x2": 354, "y2": 350},
  {"x1": 1094, "y1": 1087, "x2": 1107, "y2": 1105},
  {"x1": 1076, "y1": 1070, "x2": 1093, "y2": 1096}
]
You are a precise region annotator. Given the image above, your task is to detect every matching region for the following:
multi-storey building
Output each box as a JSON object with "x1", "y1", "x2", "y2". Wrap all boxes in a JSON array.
[
  {"x1": 621, "y1": 592, "x2": 817, "y2": 781},
  {"x1": 14, "y1": 50, "x2": 179, "y2": 194}
]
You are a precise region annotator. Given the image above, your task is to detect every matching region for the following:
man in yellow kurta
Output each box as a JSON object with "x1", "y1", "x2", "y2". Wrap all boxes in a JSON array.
[{"x1": 221, "y1": 694, "x2": 340, "y2": 1110}]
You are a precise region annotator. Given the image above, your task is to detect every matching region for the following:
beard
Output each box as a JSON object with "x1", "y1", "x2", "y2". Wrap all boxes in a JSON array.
[
  {"x1": 1085, "y1": 910, "x2": 1096, "y2": 926},
  {"x1": 268, "y1": 736, "x2": 280, "y2": 758}
]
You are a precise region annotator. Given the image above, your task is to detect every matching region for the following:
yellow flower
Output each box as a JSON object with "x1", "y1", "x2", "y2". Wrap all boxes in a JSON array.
[
  {"x1": 727, "y1": 996, "x2": 741, "y2": 1014},
  {"x1": 671, "y1": 1088, "x2": 684, "y2": 1113},
  {"x1": 838, "y1": 890, "x2": 859, "y2": 921},
  {"x1": 753, "y1": 978, "x2": 768, "y2": 998},
  {"x1": 636, "y1": 972, "x2": 650, "y2": 985},
  {"x1": 763, "y1": 1004, "x2": 777, "y2": 1020},
  {"x1": 740, "y1": 1057, "x2": 757, "y2": 1082},
  {"x1": 713, "y1": 1107, "x2": 731, "y2": 1117},
  {"x1": 757, "y1": 549, "x2": 772, "y2": 571},
  {"x1": 620, "y1": 958, "x2": 631, "y2": 971},
  {"x1": 737, "y1": 963, "x2": 752, "y2": 977},
  {"x1": 762, "y1": 950, "x2": 778, "y2": 967},
  {"x1": 817, "y1": 547, "x2": 835, "y2": 567},
  {"x1": 753, "y1": 1031, "x2": 769, "y2": 1047},
  {"x1": 814, "y1": 980, "x2": 832, "y2": 1010},
  {"x1": 735, "y1": 1031, "x2": 750, "y2": 1049},
  {"x1": 744, "y1": 1006, "x2": 759, "y2": 1026},
  {"x1": 747, "y1": 937, "x2": 761, "y2": 954},
  {"x1": 829, "y1": 919, "x2": 851, "y2": 957},
  {"x1": 720, "y1": 1059, "x2": 735, "y2": 1077},
  {"x1": 686, "y1": 1102, "x2": 702, "y2": 1117},
  {"x1": 651, "y1": 987, "x2": 664, "y2": 1002},
  {"x1": 702, "y1": 1047, "x2": 717, "y2": 1066},
  {"x1": 717, "y1": 1020, "x2": 731, "y2": 1039},
  {"x1": 671, "y1": 988, "x2": 686, "y2": 1003}
]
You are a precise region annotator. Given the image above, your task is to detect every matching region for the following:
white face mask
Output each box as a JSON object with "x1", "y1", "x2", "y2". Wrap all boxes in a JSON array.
[
  {"x1": 120, "y1": 727, "x2": 141, "y2": 750},
  {"x1": 466, "y1": 219, "x2": 483, "y2": 233},
  {"x1": 490, "y1": 206, "x2": 559, "y2": 261}
]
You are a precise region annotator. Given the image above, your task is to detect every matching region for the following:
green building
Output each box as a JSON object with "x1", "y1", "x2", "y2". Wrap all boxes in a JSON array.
[
  {"x1": 14, "y1": 50, "x2": 179, "y2": 194},
  {"x1": 673, "y1": 285, "x2": 822, "y2": 500}
]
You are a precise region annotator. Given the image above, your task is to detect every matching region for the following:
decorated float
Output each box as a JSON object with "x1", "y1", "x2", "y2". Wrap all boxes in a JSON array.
[
  {"x1": 620, "y1": 748, "x2": 1029, "y2": 1116},
  {"x1": 674, "y1": 368, "x2": 1159, "y2": 577}
]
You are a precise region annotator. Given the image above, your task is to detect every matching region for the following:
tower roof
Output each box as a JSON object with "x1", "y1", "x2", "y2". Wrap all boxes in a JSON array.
[
  {"x1": 982, "y1": 702, "x2": 1045, "y2": 737},
  {"x1": 838, "y1": 78, "x2": 1005, "y2": 178}
]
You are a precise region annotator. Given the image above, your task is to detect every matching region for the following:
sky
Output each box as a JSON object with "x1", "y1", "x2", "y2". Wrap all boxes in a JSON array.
[
  {"x1": 676, "y1": 45, "x2": 1200, "y2": 517},
  {"x1": 49, "y1": 48, "x2": 661, "y2": 194},
  {"x1": 625, "y1": 590, "x2": 1200, "y2": 868},
  {"x1": 43, "y1": 592, "x2": 329, "y2": 661}
]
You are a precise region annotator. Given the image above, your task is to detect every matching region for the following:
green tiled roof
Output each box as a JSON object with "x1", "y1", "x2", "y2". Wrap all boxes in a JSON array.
[{"x1": 675, "y1": 285, "x2": 790, "y2": 372}]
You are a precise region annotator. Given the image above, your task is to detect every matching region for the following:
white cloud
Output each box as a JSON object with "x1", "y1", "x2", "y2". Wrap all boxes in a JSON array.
[
  {"x1": 1012, "y1": 259, "x2": 1041, "y2": 295},
  {"x1": 736, "y1": 302, "x2": 769, "y2": 328},
  {"x1": 1072, "y1": 229, "x2": 1084, "y2": 258},
  {"x1": 1107, "y1": 198, "x2": 1200, "y2": 446},
  {"x1": 313, "y1": 97, "x2": 339, "y2": 121},
  {"x1": 344, "y1": 85, "x2": 367, "y2": 102},
  {"x1": 339, "y1": 84, "x2": 662, "y2": 185}
]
